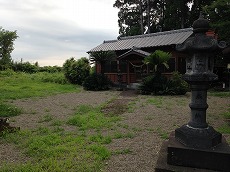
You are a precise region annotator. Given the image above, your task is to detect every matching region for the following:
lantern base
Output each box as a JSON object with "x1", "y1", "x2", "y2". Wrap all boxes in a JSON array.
[
  {"x1": 175, "y1": 124, "x2": 222, "y2": 149},
  {"x1": 155, "y1": 132, "x2": 230, "y2": 172}
]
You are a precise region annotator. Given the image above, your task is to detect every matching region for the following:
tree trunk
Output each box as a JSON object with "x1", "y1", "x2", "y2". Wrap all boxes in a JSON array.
[
  {"x1": 147, "y1": 0, "x2": 151, "y2": 33},
  {"x1": 138, "y1": 0, "x2": 144, "y2": 34}
]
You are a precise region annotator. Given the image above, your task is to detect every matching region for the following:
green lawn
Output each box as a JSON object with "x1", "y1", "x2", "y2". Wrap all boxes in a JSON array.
[
  {"x1": 0, "y1": 71, "x2": 119, "y2": 171},
  {"x1": 0, "y1": 70, "x2": 80, "y2": 101},
  {"x1": 0, "y1": 71, "x2": 229, "y2": 171}
]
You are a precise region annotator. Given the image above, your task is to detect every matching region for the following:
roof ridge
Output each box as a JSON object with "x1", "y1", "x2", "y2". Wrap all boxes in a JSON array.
[
  {"x1": 104, "y1": 39, "x2": 117, "y2": 43},
  {"x1": 120, "y1": 28, "x2": 193, "y2": 40}
]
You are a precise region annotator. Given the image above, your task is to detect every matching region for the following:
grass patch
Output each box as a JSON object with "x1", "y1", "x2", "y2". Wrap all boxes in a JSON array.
[
  {"x1": 0, "y1": 102, "x2": 22, "y2": 117},
  {"x1": 127, "y1": 101, "x2": 137, "y2": 113},
  {"x1": 89, "y1": 134, "x2": 112, "y2": 144},
  {"x1": 38, "y1": 114, "x2": 53, "y2": 123},
  {"x1": 113, "y1": 132, "x2": 135, "y2": 139},
  {"x1": 156, "y1": 128, "x2": 169, "y2": 139},
  {"x1": 0, "y1": 127, "x2": 110, "y2": 171},
  {"x1": 217, "y1": 125, "x2": 230, "y2": 134},
  {"x1": 0, "y1": 71, "x2": 80, "y2": 101},
  {"x1": 67, "y1": 105, "x2": 120, "y2": 130},
  {"x1": 221, "y1": 111, "x2": 230, "y2": 119},
  {"x1": 51, "y1": 120, "x2": 63, "y2": 126},
  {"x1": 209, "y1": 91, "x2": 230, "y2": 98},
  {"x1": 113, "y1": 148, "x2": 132, "y2": 155},
  {"x1": 146, "y1": 97, "x2": 163, "y2": 108}
]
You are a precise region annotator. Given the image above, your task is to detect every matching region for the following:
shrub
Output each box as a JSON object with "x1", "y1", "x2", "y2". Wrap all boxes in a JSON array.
[
  {"x1": 139, "y1": 73, "x2": 168, "y2": 95},
  {"x1": 83, "y1": 73, "x2": 112, "y2": 91},
  {"x1": 165, "y1": 72, "x2": 189, "y2": 95},
  {"x1": 12, "y1": 62, "x2": 38, "y2": 73},
  {"x1": 63, "y1": 57, "x2": 90, "y2": 85},
  {"x1": 31, "y1": 72, "x2": 68, "y2": 84},
  {"x1": 0, "y1": 102, "x2": 22, "y2": 117},
  {"x1": 139, "y1": 72, "x2": 189, "y2": 95}
]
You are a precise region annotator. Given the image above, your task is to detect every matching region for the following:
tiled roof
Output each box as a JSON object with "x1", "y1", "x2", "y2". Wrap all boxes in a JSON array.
[
  {"x1": 88, "y1": 28, "x2": 193, "y2": 53},
  {"x1": 118, "y1": 48, "x2": 151, "y2": 59}
]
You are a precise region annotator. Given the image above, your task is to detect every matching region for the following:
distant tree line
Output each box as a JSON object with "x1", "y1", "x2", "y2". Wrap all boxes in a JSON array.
[{"x1": 113, "y1": 0, "x2": 230, "y2": 42}]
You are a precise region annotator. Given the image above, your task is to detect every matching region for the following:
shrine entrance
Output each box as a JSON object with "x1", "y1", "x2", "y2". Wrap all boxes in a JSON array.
[{"x1": 118, "y1": 48, "x2": 151, "y2": 85}]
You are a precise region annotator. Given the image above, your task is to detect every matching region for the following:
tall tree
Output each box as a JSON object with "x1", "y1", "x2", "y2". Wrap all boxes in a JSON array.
[
  {"x1": 189, "y1": 0, "x2": 214, "y2": 25},
  {"x1": 0, "y1": 27, "x2": 18, "y2": 69},
  {"x1": 204, "y1": 0, "x2": 230, "y2": 42},
  {"x1": 163, "y1": 0, "x2": 192, "y2": 31},
  {"x1": 113, "y1": 0, "x2": 161, "y2": 36},
  {"x1": 113, "y1": 0, "x2": 215, "y2": 36}
]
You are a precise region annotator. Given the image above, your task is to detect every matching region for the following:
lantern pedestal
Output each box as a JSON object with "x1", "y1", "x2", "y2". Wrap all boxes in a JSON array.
[{"x1": 155, "y1": 132, "x2": 230, "y2": 172}]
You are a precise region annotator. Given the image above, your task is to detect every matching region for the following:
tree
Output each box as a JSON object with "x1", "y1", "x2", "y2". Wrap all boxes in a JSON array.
[
  {"x1": 63, "y1": 57, "x2": 90, "y2": 85},
  {"x1": 89, "y1": 51, "x2": 116, "y2": 75},
  {"x1": 189, "y1": 0, "x2": 214, "y2": 25},
  {"x1": 204, "y1": 0, "x2": 230, "y2": 42},
  {"x1": 113, "y1": 0, "x2": 215, "y2": 36},
  {"x1": 163, "y1": 0, "x2": 192, "y2": 30},
  {"x1": 0, "y1": 27, "x2": 18, "y2": 69},
  {"x1": 113, "y1": 0, "x2": 160, "y2": 36},
  {"x1": 143, "y1": 50, "x2": 171, "y2": 73}
]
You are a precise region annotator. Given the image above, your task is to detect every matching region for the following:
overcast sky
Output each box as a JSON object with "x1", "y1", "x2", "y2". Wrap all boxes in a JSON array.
[{"x1": 0, "y1": 0, "x2": 119, "y2": 66}]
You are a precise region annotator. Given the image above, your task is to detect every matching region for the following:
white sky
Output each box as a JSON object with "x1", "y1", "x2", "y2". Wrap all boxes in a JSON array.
[{"x1": 0, "y1": 0, "x2": 119, "y2": 66}]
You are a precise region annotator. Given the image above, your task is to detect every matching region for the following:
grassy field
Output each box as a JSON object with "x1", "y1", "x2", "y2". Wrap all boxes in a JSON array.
[
  {"x1": 0, "y1": 71, "x2": 120, "y2": 171},
  {"x1": 0, "y1": 70, "x2": 80, "y2": 118},
  {"x1": 0, "y1": 71, "x2": 230, "y2": 171},
  {"x1": 0, "y1": 70, "x2": 79, "y2": 101}
]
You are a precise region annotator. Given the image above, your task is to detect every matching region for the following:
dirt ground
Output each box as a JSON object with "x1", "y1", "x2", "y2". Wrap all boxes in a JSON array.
[{"x1": 1, "y1": 90, "x2": 230, "y2": 171}]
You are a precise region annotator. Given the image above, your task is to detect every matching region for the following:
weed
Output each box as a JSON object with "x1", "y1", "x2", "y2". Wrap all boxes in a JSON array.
[
  {"x1": 0, "y1": 102, "x2": 22, "y2": 117},
  {"x1": 156, "y1": 128, "x2": 169, "y2": 139},
  {"x1": 0, "y1": 127, "x2": 109, "y2": 171},
  {"x1": 89, "y1": 134, "x2": 112, "y2": 144},
  {"x1": 88, "y1": 144, "x2": 111, "y2": 160},
  {"x1": 209, "y1": 91, "x2": 230, "y2": 97},
  {"x1": 217, "y1": 125, "x2": 230, "y2": 134},
  {"x1": 51, "y1": 120, "x2": 63, "y2": 126},
  {"x1": 146, "y1": 97, "x2": 163, "y2": 108},
  {"x1": 132, "y1": 127, "x2": 143, "y2": 132},
  {"x1": 38, "y1": 114, "x2": 53, "y2": 123},
  {"x1": 127, "y1": 101, "x2": 136, "y2": 113},
  {"x1": 221, "y1": 111, "x2": 230, "y2": 119},
  {"x1": 145, "y1": 115, "x2": 154, "y2": 120},
  {"x1": 67, "y1": 105, "x2": 120, "y2": 130},
  {"x1": 113, "y1": 132, "x2": 135, "y2": 139},
  {"x1": 113, "y1": 148, "x2": 132, "y2": 155}
]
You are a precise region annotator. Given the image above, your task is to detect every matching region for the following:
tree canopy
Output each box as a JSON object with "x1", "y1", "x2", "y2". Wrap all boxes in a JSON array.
[
  {"x1": 89, "y1": 51, "x2": 116, "y2": 74},
  {"x1": 0, "y1": 27, "x2": 18, "y2": 69},
  {"x1": 113, "y1": 0, "x2": 216, "y2": 36},
  {"x1": 204, "y1": 0, "x2": 230, "y2": 42},
  {"x1": 144, "y1": 50, "x2": 171, "y2": 73}
]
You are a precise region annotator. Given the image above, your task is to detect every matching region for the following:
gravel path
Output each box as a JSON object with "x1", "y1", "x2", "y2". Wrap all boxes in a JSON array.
[{"x1": 1, "y1": 90, "x2": 229, "y2": 171}]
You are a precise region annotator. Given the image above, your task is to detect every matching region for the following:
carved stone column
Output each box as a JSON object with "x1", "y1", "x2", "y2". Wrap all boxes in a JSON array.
[{"x1": 175, "y1": 14, "x2": 225, "y2": 149}]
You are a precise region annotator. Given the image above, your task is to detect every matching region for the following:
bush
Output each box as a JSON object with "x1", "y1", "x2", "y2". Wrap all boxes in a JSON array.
[
  {"x1": 12, "y1": 62, "x2": 38, "y2": 73},
  {"x1": 139, "y1": 72, "x2": 189, "y2": 95},
  {"x1": 0, "y1": 102, "x2": 22, "y2": 117},
  {"x1": 139, "y1": 73, "x2": 168, "y2": 95},
  {"x1": 165, "y1": 72, "x2": 189, "y2": 95},
  {"x1": 83, "y1": 73, "x2": 112, "y2": 91},
  {"x1": 63, "y1": 57, "x2": 90, "y2": 85},
  {"x1": 31, "y1": 72, "x2": 68, "y2": 84}
]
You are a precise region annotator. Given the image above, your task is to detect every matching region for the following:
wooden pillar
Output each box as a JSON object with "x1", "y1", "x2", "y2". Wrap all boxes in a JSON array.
[{"x1": 127, "y1": 60, "x2": 130, "y2": 85}]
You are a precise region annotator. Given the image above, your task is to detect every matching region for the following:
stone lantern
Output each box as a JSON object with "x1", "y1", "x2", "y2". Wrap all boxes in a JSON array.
[
  {"x1": 175, "y1": 14, "x2": 226, "y2": 149},
  {"x1": 156, "y1": 14, "x2": 230, "y2": 171}
]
